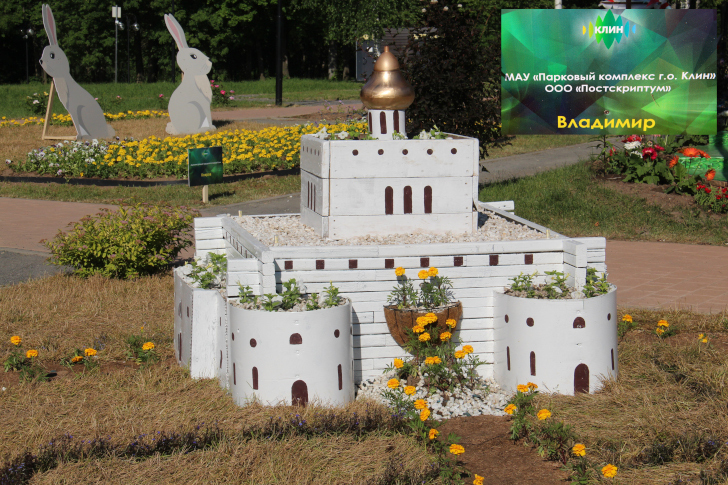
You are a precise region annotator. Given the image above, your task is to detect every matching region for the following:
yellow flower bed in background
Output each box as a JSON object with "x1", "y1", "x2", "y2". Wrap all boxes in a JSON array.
[{"x1": 0, "y1": 110, "x2": 167, "y2": 128}]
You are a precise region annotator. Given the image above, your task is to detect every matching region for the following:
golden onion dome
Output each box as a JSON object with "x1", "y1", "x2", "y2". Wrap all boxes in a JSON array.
[{"x1": 360, "y1": 46, "x2": 415, "y2": 110}]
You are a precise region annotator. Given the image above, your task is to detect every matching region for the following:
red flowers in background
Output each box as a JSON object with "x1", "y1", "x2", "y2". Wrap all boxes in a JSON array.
[
  {"x1": 642, "y1": 147, "x2": 657, "y2": 160},
  {"x1": 622, "y1": 134, "x2": 642, "y2": 143}
]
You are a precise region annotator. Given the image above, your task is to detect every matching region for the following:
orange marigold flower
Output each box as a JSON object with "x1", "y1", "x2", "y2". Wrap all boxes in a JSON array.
[
  {"x1": 418, "y1": 332, "x2": 431, "y2": 342},
  {"x1": 71, "y1": 355, "x2": 83, "y2": 363},
  {"x1": 706, "y1": 168, "x2": 716, "y2": 181},
  {"x1": 393, "y1": 358, "x2": 404, "y2": 369},
  {"x1": 85, "y1": 348, "x2": 97, "y2": 357},
  {"x1": 516, "y1": 384, "x2": 529, "y2": 393},
  {"x1": 454, "y1": 350, "x2": 465, "y2": 359},
  {"x1": 445, "y1": 319, "x2": 457, "y2": 328},
  {"x1": 527, "y1": 382, "x2": 538, "y2": 390},
  {"x1": 440, "y1": 331, "x2": 452, "y2": 341},
  {"x1": 416, "y1": 316, "x2": 428, "y2": 326},
  {"x1": 387, "y1": 378, "x2": 400, "y2": 389},
  {"x1": 449, "y1": 444, "x2": 465, "y2": 455},
  {"x1": 404, "y1": 386, "x2": 416, "y2": 395},
  {"x1": 657, "y1": 319, "x2": 669, "y2": 328},
  {"x1": 537, "y1": 409, "x2": 552, "y2": 420},
  {"x1": 601, "y1": 464, "x2": 618, "y2": 478},
  {"x1": 473, "y1": 475, "x2": 484, "y2": 485},
  {"x1": 572, "y1": 443, "x2": 586, "y2": 457},
  {"x1": 10, "y1": 336, "x2": 21, "y2": 346},
  {"x1": 429, "y1": 428, "x2": 439, "y2": 440},
  {"x1": 412, "y1": 325, "x2": 425, "y2": 334},
  {"x1": 414, "y1": 399, "x2": 427, "y2": 410},
  {"x1": 622, "y1": 314, "x2": 633, "y2": 323},
  {"x1": 418, "y1": 270, "x2": 429, "y2": 279},
  {"x1": 420, "y1": 408, "x2": 431, "y2": 421},
  {"x1": 462, "y1": 345, "x2": 474, "y2": 354},
  {"x1": 395, "y1": 267, "x2": 405, "y2": 277},
  {"x1": 26, "y1": 349, "x2": 38, "y2": 358},
  {"x1": 428, "y1": 267, "x2": 438, "y2": 277},
  {"x1": 424, "y1": 313, "x2": 438, "y2": 324},
  {"x1": 504, "y1": 404, "x2": 517, "y2": 415},
  {"x1": 656, "y1": 328, "x2": 665, "y2": 336}
]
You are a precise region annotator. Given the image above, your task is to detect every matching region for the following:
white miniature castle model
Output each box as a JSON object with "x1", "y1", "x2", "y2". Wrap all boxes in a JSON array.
[
  {"x1": 300, "y1": 47, "x2": 479, "y2": 240},
  {"x1": 175, "y1": 46, "x2": 618, "y2": 404}
]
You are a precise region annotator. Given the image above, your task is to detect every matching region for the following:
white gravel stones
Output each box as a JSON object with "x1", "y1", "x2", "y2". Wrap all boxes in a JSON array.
[
  {"x1": 355, "y1": 371, "x2": 513, "y2": 421},
  {"x1": 232, "y1": 210, "x2": 545, "y2": 247}
]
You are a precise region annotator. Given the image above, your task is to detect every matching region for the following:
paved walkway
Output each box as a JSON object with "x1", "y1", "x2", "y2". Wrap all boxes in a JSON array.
[{"x1": 1, "y1": 106, "x2": 726, "y2": 314}]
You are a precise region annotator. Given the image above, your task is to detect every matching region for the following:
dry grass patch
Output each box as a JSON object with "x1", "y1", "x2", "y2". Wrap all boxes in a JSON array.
[
  {"x1": 32, "y1": 434, "x2": 436, "y2": 485},
  {"x1": 0, "y1": 273, "x2": 175, "y2": 363},
  {"x1": 535, "y1": 308, "x2": 728, "y2": 484}
]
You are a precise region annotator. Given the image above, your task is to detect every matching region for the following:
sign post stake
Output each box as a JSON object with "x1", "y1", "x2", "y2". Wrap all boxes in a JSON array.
[{"x1": 202, "y1": 185, "x2": 209, "y2": 203}]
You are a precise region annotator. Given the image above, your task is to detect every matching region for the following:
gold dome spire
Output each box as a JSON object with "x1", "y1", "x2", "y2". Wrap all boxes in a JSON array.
[{"x1": 360, "y1": 46, "x2": 415, "y2": 110}]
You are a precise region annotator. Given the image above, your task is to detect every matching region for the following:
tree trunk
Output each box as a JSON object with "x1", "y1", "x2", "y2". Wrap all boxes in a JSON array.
[{"x1": 328, "y1": 40, "x2": 338, "y2": 80}]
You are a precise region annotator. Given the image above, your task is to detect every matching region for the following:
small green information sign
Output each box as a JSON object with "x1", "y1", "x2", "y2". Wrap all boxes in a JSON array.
[{"x1": 188, "y1": 146, "x2": 223, "y2": 187}]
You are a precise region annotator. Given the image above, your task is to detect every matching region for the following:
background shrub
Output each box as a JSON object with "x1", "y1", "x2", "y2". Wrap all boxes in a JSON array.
[
  {"x1": 43, "y1": 203, "x2": 199, "y2": 279},
  {"x1": 399, "y1": 3, "x2": 501, "y2": 155}
]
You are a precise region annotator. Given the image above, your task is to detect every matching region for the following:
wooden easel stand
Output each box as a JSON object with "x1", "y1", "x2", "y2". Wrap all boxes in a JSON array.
[{"x1": 41, "y1": 80, "x2": 76, "y2": 141}]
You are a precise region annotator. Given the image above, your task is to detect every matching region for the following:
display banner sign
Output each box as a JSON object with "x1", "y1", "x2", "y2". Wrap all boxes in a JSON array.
[
  {"x1": 501, "y1": 9, "x2": 717, "y2": 135},
  {"x1": 188, "y1": 146, "x2": 223, "y2": 187}
]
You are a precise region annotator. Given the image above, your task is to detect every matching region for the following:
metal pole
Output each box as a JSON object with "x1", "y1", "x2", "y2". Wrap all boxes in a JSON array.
[
  {"x1": 25, "y1": 37, "x2": 29, "y2": 83},
  {"x1": 115, "y1": 18, "x2": 118, "y2": 83},
  {"x1": 127, "y1": 15, "x2": 131, "y2": 83},
  {"x1": 275, "y1": 0, "x2": 283, "y2": 106}
]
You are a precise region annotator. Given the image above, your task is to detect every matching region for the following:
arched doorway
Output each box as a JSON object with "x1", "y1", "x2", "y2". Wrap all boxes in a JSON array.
[
  {"x1": 292, "y1": 380, "x2": 308, "y2": 406},
  {"x1": 574, "y1": 363, "x2": 589, "y2": 394}
]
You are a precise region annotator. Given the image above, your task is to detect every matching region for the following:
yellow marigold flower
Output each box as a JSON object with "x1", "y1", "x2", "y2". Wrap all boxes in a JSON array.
[
  {"x1": 419, "y1": 332, "x2": 431, "y2": 342},
  {"x1": 698, "y1": 333, "x2": 705, "y2": 339},
  {"x1": 517, "y1": 384, "x2": 529, "y2": 393},
  {"x1": 428, "y1": 267, "x2": 438, "y2": 277},
  {"x1": 418, "y1": 270, "x2": 429, "y2": 279},
  {"x1": 622, "y1": 314, "x2": 633, "y2": 323},
  {"x1": 462, "y1": 345, "x2": 474, "y2": 354},
  {"x1": 473, "y1": 475, "x2": 484, "y2": 485},
  {"x1": 414, "y1": 399, "x2": 427, "y2": 410},
  {"x1": 387, "y1": 378, "x2": 400, "y2": 389},
  {"x1": 446, "y1": 319, "x2": 457, "y2": 328},
  {"x1": 527, "y1": 382, "x2": 538, "y2": 391},
  {"x1": 395, "y1": 267, "x2": 405, "y2": 277},
  {"x1": 572, "y1": 443, "x2": 586, "y2": 457},
  {"x1": 420, "y1": 408, "x2": 430, "y2": 421},
  {"x1": 656, "y1": 328, "x2": 665, "y2": 336},
  {"x1": 440, "y1": 331, "x2": 452, "y2": 341},
  {"x1": 425, "y1": 313, "x2": 438, "y2": 324},
  {"x1": 26, "y1": 349, "x2": 38, "y2": 358},
  {"x1": 537, "y1": 409, "x2": 552, "y2": 420},
  {"x1": 449, "y1": 443, "x2": 465, "y2": 455},
  {"x1": 416, "y1": 316, "x2": 428, "y2": 326},
  {"x1": 504, "y1": 404, "x2": 517, "y2": 415},
  {"x1": 701, "y1": 337, "x2": 709, "y2": 343},
  {"x1": 412, "y1": 325, "x2": 425, "y2": 334},
  {"x1": 84, "y1": 348, "x2": 97, "y2": 357},
  {"x1": 429, "y1": 428, "x2": 439, "y2": 440},
  {"x1": 429, "y1": 356, "x2": 441, "y2": 364},
  {"x1": 394, "y1": 358, "x2": 404, "y2": 369},
  {"x1": 71, "y1": 355, "x2": 83, "y2": 363},
  {"x1": 142, "y1": 342, "x2": 155, "y2": 351},
  {"x1": 657, "y1": 319, "x2": 669, "y2": 328},
  {"x1": 404, "y1": 386, "x2": 416, "y2": 395},
  {"x1": 601, "y1": 464, "x2": 618, "y2": 478},
  {"x1": 10, "y1": 336, "x2": 21, "y2": 346},
  {"x1": 454, "y1": 350, "x2": 465, "y2": 359}
]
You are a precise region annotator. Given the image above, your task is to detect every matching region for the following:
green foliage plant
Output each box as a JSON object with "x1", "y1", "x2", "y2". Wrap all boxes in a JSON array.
[
  {"x1": 187, "y1": 252, "x2": 227, "y2": 289},
  {"x1": 582, "y1": 268, "x2": 610, "y2": 298},
  {"x1": 399, "y1": 3, "x2": 501, "y2": 156},
  {"x1": 261, "y1": 294, "x2": 281, "y2": 312},
  {"x1": 695, "y1": 183, "x2": 728, "y2": 214},
  {"x1": 60, "y1": 348, "x2": 99, "y2": 372},
  {"x1": 507, "y1": 269, "x2": 611, "y2": 300},
  {"x1": 44, "y1": 203, "x2": 198, "y2": 279},
  {"x1": 387, "y1": 267, "x2": 454, "y2": 311},
  {"x1": 26, "y1": 91, "x2": 49, "y2": 116},
  {"x1": 3, "y1": 337, "x2": 47, "y2": 382},
  {"x1": 238, "y1": 284, "x2": 258, "y2": 306},
  {"x1": 322, "y1": 281, "x2": 341, "y2": 308},
  {"x1": 125, "y1": 329, "x2": 159, "y2": 365}
]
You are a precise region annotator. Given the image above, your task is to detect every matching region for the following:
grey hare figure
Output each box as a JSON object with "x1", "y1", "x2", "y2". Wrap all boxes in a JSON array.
[
  {"x1": 164, "y1": 14, "x2": 216, "y2": 135},
  {"x1": 38, "y1": 4, "x2": 115, "y2": 140}
]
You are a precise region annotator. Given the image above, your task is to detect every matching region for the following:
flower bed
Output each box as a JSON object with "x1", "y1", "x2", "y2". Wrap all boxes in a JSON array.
[
  {"x1": 0, "y1": 109, "x2": 167, "y2": 128},
  {"x1": 9, "y1": 121, "x2": 366, "y2": 179}
]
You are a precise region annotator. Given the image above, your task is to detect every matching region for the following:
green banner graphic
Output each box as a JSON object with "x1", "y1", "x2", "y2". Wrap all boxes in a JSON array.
[
  {"x1": 501, "y1": 9, "x2": 717, "y2": 135},
  {"x1": 188, "y1": 146, "x2": 223, "y2": 187}
]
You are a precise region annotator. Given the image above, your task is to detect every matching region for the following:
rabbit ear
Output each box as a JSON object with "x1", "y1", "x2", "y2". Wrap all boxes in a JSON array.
[
  {"x1": 164, "y1": 14, "x2": 188, "y2": 50},
  {"x1": 42, "y1": 4, "x2": 58, "y2": 45}
]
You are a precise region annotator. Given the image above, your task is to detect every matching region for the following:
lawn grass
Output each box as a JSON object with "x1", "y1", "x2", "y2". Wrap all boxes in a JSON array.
[
  {"x1": 536, "y1": 308, "x2": 728, "y2": 484},
  {"x1": 479, "y1": 161, "x2": 728, "y2": 246},
  {"x1": 0, "y1": 79, "x2": 364, "y2": 119},
  {"x1": 0, "y1": 273, "x2": 440, "y2": 484},
  {"x1": 485, "y1": 134, "x2": 596, "y2": 158}
]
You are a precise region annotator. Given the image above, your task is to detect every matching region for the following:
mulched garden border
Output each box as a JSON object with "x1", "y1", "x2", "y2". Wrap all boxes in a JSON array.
[{"x1": 0, "y1": 167, "x2": 300, "y2": 187}]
